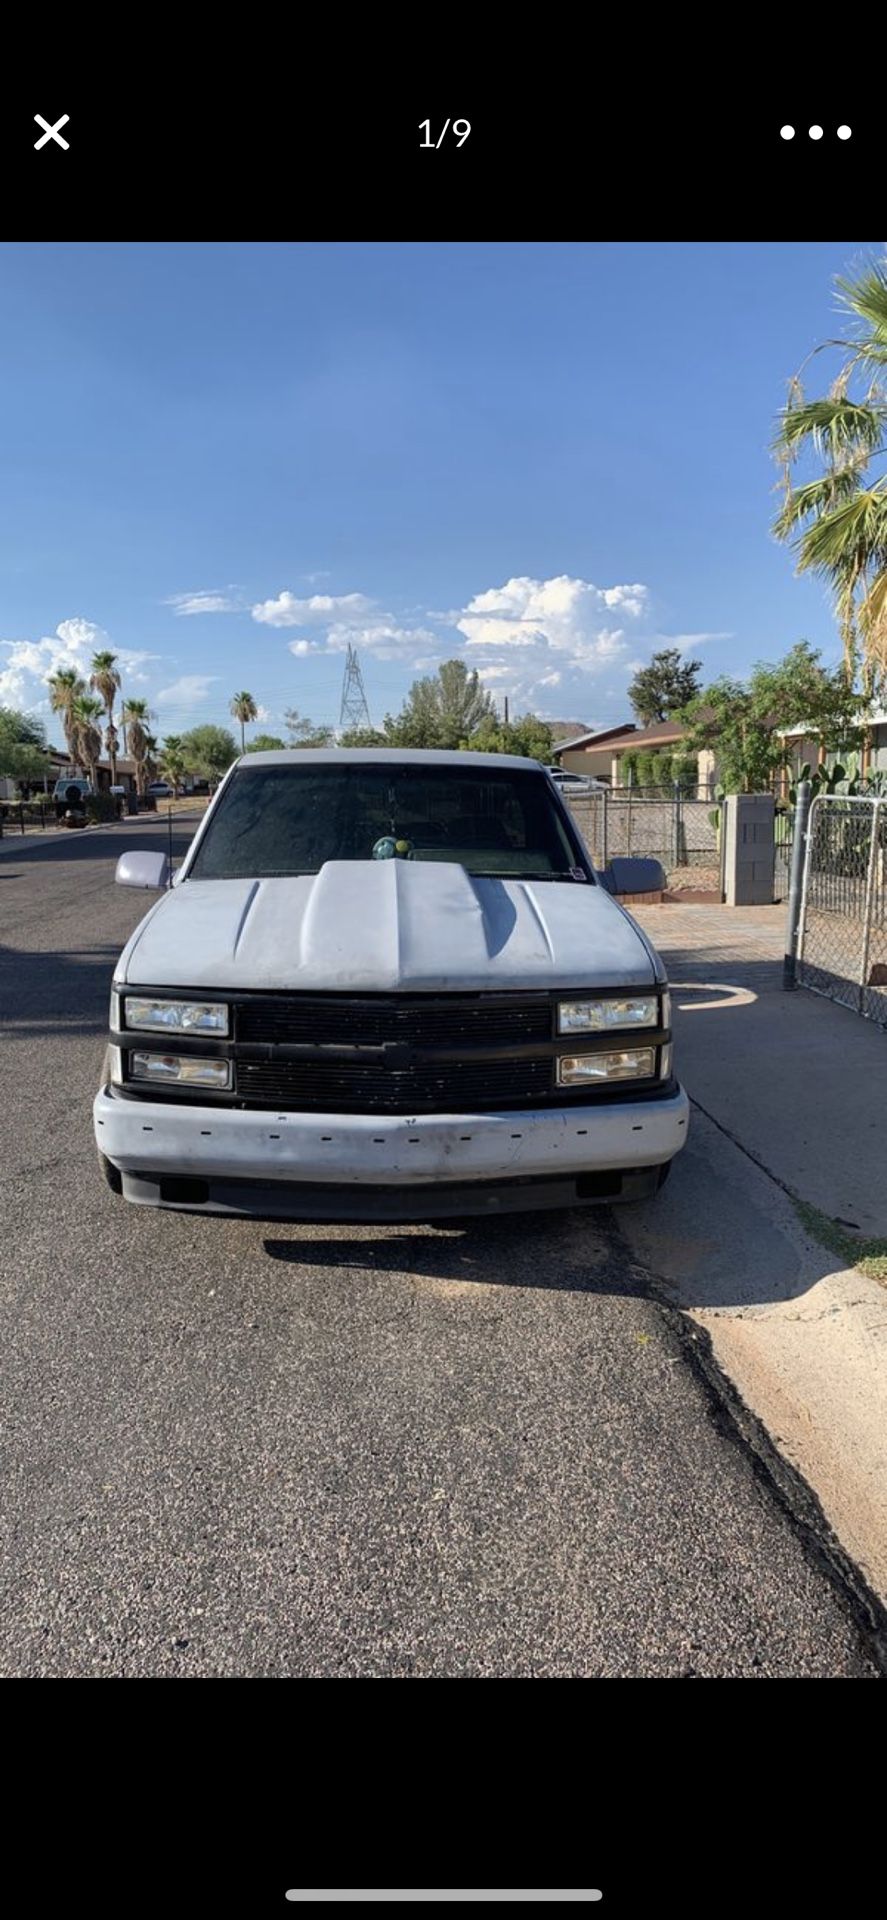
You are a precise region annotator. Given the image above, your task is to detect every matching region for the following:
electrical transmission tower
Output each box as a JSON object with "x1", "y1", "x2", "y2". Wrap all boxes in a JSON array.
[{"x1": 338, "y1": 644, "x2": 372, "y2": 733}]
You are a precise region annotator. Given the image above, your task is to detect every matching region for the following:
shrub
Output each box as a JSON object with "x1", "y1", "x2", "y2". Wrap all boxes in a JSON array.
[
  {"x1": 85, "y1": 792, "x2": 119, "y2": 823},
  {"x1": 672, "y1": 753, "x2": 699, "y2": 793}
]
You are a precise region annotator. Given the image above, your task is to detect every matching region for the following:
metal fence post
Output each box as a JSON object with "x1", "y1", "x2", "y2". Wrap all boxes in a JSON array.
[
  {"x1": 601, "y1": 789, "x2": 608, "y2": 868},
  {"x1": 858, "y1": 798, "x2": 882, "y2": 1014},
  {"x1": 783, "y1": 779, "x2": 812, "y2": 990}
]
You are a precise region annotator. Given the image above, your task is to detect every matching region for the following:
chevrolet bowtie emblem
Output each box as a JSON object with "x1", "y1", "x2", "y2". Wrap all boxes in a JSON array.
[{"x1": 381, "y1": 1041, "x2": 413, "y2": 1070}]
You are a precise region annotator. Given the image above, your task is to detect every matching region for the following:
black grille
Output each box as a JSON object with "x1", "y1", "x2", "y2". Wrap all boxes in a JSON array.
[
  {"x1": 236, "y1": 1056, "x2": 552, "y2": 1114},
  {"x1": 233, "y1": 993, "x2": 555, "y2": 1112},
  {"x1": 236, "y1": 993, "x2": 552, "y2": 1049}
]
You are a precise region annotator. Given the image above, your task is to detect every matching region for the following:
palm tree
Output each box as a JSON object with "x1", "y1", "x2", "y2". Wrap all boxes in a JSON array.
[
  {"x1": 71, "y1": 695, "x2": 104, "y2": 787},
  {"x1": 143, "y1": 732, "x2": 160, "y2": 785},
  {"x1": 103, "y1": 717, "x2": 120, "y2": 782},
  {"x1": 90, "y1": 650, "x2": 121, "y2": 784},
  {"x1": 774, "y1": 255, "x2": 887, "y2": 693},
  {"x1": 48, "y1": 668, "x2": 87, "y2": 769},
  {"x1": 230, "y1": 690, "x2": 258, "y2": 754},
  {"x1": 123, "y1": 698, "x2": 151, "y2": 797},
  {"x1": 160, "y1": 735, "x2": 186, "y2": 795}
]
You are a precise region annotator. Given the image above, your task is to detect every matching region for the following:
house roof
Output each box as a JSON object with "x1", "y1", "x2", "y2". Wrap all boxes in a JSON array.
[
  {"x1": 778, "y1": 711, "x2": 887, "y2": 739},
  {"x1": 554, "y1": 718, "x2": 688, "y2": 756},
  {"x1": 553, "y1": 724, "x2": 638, "y2": 754},
  {"x1": 617, "y1": 718, "x2": 688, "y2": 748}
]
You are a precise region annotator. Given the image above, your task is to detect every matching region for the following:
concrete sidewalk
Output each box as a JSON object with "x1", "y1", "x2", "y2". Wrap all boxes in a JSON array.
[
  {"x1": 633, "y1": 901, "x2": 887, "y2": 1239},
  {"x1": 626, "y1": 899, "x2": 887, "y2": 1606}
]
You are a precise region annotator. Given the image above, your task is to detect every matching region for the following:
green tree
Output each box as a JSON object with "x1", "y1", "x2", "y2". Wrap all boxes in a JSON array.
[
  {"x1": 71, "y1": 694, "x2": 104, "y2": 787},
  {"x1": 159, "y1": 735, "x2": 187, "y2": 793},
  {"x1": 284, "y1": 708, "x2": 335, "y2": 747},
  {"x1": 338, "y1": 727, "x2": 388, "y2": 748},
  {"x1": 48, "y1": 668, "x2": 87, "y2": 767},
  {"x1": 142, "y1": 731, "x2": 160, "y2": 784},
  {"x1": 179, "y1": 724, "x2": 239, "y2": 783},
  {"x1": 122, "y1": 698, "x2": 153, "y2": 796},
  {"x1": 89, "y1": 649, "x2": 121, "y2": 784},
  {"x1": 683, "y1": 641, "x2": 862, "y2": 792},
  {"x1": 230, "y1": 690, "x2": 258, "y2": 754},
  {"x1": 246, "y1": 733, "x2": 288, "y2": 752},
  {"x1": 466, "y1": 713, "x2": 554, "y2": 761},
  {"x1": 0, "y1": 707, "x2": 48, "y2": 784},
  {"x1": 672, "y1": 752, "x2": 700, "y2": 794},
  {"x1": 773, "y1": 254, "x2": 887, "y2": 690},
  {"x1": 385, "y1": 659, "x2": 496, "y2": 749},
  {"x1": 628, "y1": 648, "x2": 702, "y2": 724}
]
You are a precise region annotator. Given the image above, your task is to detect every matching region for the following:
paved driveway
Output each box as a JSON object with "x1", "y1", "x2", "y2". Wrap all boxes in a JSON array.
[{"x1": 0, "y1": 824, "x2": 879, "y2": 1676}]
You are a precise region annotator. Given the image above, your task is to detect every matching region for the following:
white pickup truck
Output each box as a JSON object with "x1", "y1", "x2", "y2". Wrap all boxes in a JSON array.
[{"x1": 95, "y1": 749, "x2": 688, "y2": 1220}]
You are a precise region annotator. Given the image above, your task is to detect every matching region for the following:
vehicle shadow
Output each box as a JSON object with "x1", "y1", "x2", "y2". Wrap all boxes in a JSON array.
[
  {"x1": 264, "y1": 959, "x2": 861, "y2": 1312},
  {"x1": 263, "y1": 1207, "x2": 644, "y2": 1294}
]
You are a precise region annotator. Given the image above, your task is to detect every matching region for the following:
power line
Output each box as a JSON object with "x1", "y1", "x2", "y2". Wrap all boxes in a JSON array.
[{"x1": 338, "y1": 644, "x2": 372, "y2": 732}]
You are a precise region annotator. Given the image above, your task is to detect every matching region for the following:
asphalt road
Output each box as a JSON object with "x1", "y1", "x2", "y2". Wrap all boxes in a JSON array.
[{"x1": 0, "y1": 818, "x2": 880, "y2": 1677}]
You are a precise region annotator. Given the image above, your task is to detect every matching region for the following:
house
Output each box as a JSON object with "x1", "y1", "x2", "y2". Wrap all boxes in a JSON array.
[
  {"x1": 777, "y1": 711, "x2": 887, "y2": 789},
  {"x1": 0, "y1": 748, "x2": 141, "y2": 801},
  {"x1": 553, "y1": 718, "x2": 712, "y2": 792}
]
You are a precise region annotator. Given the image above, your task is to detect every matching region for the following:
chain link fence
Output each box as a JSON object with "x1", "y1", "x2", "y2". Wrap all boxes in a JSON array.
[
  {"x1": 566, "y1": 790, "x2": 720, "y2": 891},
  {"x1": 797, "y1": 795, "x2": 887, "y2": 1026}
]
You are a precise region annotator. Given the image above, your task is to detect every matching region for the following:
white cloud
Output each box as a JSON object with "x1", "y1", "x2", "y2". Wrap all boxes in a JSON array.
[
  {"x1": 457, "y1": 575, "x2": 647, "y2": 665},
  {"x1": 324, "y1": 622, "x2": 440, "y2": 663},
  {"x1": 155, "y1": 674, "x2": 218, "y2": 707},
  {"x1": 164, "y1": 591, "x2": 242, "y2": 616},
  {"x1": 671, "y1": 631, "x2": 731, "y2": 654},
  {"x1": 444, "y1": 573, "x2": 654, "y2": 714},
  {"x1": 252, "y1": 590, "x2": 374, "y2": 628},
  {"x1": 0, "y1": 618, "x2": 158, "y2": 721},
  {"x1": 248, "y1": 571, "x2": 725, "y2": 725}
]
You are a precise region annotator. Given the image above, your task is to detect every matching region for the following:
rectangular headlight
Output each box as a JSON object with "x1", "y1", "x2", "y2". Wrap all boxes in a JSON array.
[
  {"x1": 557, "y1": 1048, "x2": 656, "y2": 1085},
  {"x1": 557, "y1": 996, "x2": 658, "y2": 1033},
  {"x1": 130, "y1": 1052, "x2": 232, "y2": 1089},
  {"x1": 124, "y1": 997, "x2": 229, "y2": 1036}
]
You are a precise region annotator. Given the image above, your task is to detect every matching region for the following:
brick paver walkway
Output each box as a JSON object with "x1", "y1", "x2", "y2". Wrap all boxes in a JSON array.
[{"x1": 632, "y1": 902, "x2": 786, "y2": 995}]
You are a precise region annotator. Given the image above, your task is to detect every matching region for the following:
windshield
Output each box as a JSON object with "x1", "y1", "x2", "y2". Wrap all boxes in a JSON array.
[{"x1": 188, "y1": 763, "x2": 589, "y2": 882}]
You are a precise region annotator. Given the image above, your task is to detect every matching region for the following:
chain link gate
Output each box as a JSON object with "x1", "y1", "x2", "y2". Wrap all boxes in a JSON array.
[
  {"x1": 797, "y1": 795, "x2": 887, "y2": 1026},
  {"x1": 566, "y1": 790, "x2": 720, "y2": 891}
]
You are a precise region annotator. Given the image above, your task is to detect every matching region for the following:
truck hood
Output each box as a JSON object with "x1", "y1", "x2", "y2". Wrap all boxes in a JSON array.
[{"x1": 119, "y1": 861, "x2": 659, "y2": 993}]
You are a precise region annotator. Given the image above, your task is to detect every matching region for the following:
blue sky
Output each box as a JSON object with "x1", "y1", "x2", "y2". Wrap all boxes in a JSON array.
[{"x1": 0, "y1": 240, "x2": 876, "y2": 744}]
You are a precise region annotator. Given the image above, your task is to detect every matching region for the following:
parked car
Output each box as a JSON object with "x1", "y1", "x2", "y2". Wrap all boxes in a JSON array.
[
  {"x1": 548, "y1": 768, "x2": 606, "y2": 793},
  {"x1": 95, "y1": 749, "x2": 687, "y2": 1220},
  {"x1": 52, "y1": 775, "x2": 93, "y2": 822},
  {"x1": 146, "y1": 781, "x2": 173, "y2": 801}
]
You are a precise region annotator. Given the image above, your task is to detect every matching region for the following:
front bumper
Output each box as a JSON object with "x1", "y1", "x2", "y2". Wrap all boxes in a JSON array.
[{"x1": 94, "y1": 1082, "x2": 689, "y2": 1219}]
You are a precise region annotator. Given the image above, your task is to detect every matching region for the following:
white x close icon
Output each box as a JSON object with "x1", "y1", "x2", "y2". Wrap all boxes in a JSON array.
[{"x1": 34, "y1": 114, "x2": 70, "y2": 150}]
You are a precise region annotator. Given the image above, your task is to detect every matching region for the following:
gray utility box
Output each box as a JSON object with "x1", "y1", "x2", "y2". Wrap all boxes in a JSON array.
[{"x1": 723, "y1": 793, "x2": 775, "y2": 905}]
